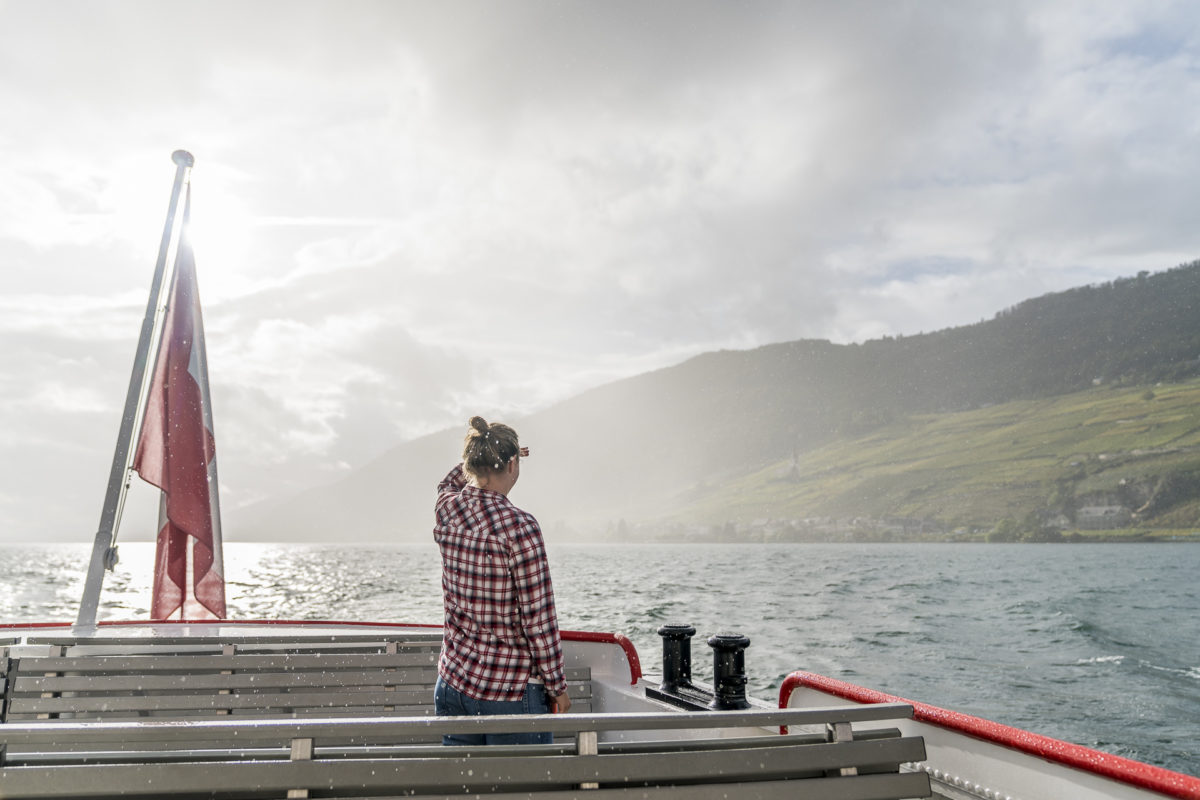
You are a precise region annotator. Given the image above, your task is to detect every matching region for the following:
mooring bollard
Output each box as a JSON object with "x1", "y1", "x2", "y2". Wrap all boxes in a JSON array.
[
  {"x1": 657, "y1": 623, "x2": 697, "y2": 692},
  {"x1": 707, "y1": 632, "x2": 751, "y2": 710}
]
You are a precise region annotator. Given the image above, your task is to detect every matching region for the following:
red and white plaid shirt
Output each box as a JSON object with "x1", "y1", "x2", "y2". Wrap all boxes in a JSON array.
[{"x1": 434, "y1": 464, "x2": 567, "y2": 701}]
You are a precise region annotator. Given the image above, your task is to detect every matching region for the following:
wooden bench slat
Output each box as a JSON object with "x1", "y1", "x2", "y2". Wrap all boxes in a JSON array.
[
  {"x1": 281, "y1": 701, "x2": 593, "y2": 719},
  {"x1": 9, "y1": 683, "x2": 590, "y2": 719},
  {"x1": 4, "y1": 708, "x2": 440, "y2": 723},
  {"x1": 0, "y1": 745, "x2": 929, "y2": 798},
  {"x1": 0, "y1": 706, "x2": 915, "y2": 744},
  {"x1": 374, "y1": 775, "x2": 932, "y2": 800},
  {"x1": 339, "y1": 774, "x2": 933, "y2": 800},
  {"x1": 5, "y1": 728, "x2": 904, "y2": 763},
  {"x1": 15, "y1": 652, "x2": 439, "y2": 673},
  {"x1": 7, "y1": 742, "x2": 561, "y2": 762},
  {"x1": 26, "y1": 633, "x2": 443, "y2": 647},
  {"x1": 6, "y1": 703, "x2": 592, "y2": 723},
  {"x1": 14, "y1": 668, "x2": 438, "y2": 693},
  {"x1": 261, "y1": 738, "x2": 925, "y2": 788},
  {"x1": 9, "y1": 688, "x2": 438, "y2": 715},
  {"x1": 14, "y1": 666, "x2": 590, "y2": 694}
]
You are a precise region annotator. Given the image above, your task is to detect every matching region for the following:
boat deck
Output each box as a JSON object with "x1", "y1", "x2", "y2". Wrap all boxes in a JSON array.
[{"x1": 0, "y1": 623, "x2": 931, "y2": 799}]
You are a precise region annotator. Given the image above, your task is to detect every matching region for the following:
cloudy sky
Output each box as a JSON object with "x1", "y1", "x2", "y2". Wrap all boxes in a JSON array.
[{"x1": 2, "y1": 0, "x2": 1199, "y2": 544}]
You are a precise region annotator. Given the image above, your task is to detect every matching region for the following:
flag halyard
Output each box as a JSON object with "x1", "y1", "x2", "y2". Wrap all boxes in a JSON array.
[{"x1": 133, "y1": 188, "x2": 226, "y2": 620}]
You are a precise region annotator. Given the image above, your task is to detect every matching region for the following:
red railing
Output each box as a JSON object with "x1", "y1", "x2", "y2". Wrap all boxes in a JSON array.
[{"x1": 780, "y1": 671, "x2": 1200, "y2": 800}]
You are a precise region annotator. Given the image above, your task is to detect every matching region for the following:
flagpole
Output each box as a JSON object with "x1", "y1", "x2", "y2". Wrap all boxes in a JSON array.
[{"x1": 76, "y1": 150, "x2": 195, "y2": 629}]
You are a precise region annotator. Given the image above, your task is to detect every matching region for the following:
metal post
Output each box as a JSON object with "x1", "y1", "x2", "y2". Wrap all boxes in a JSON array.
[
  {"x1": 75, "y1": 150, "x2": 194, "y2": 629},
  {"x1": 657, "y1": 623, "x2": 697, "y2": 692},
  {"x1": 707, "y1": 632, "x2": 751, "y2": 710}
]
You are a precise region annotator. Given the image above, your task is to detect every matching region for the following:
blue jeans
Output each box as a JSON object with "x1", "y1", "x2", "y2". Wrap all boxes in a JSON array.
[{"x1": 434, "y1": 677, "x2": 553, "y2": 745}]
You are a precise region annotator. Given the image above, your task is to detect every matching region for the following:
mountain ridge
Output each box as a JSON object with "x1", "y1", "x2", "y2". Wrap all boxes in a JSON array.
[{"x1": 231, "y1": 260, "x2": 1200, "y2": 541}]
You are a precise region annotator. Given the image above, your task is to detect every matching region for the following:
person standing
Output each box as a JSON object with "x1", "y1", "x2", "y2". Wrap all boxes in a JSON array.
[{"x1": 433, "y1": 415, "x2": 570, "y2": 745}]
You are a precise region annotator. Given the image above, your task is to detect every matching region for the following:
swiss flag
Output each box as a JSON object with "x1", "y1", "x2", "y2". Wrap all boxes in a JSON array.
[{"x1": 133, "y1": 188, "x2": 226, "y2": 620}]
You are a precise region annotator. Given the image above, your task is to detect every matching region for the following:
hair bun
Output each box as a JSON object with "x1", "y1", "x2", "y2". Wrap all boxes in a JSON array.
[{"x1": 469, "y1": 416, "x2": 490, "y2": 436}]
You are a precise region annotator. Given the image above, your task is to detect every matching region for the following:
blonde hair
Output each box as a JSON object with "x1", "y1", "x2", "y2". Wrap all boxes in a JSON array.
[{"x1": 462, "y1": 415, "x2": 520, "y2": 482}]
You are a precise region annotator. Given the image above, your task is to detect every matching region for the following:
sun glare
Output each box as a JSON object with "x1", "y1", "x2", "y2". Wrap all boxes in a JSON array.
[
  {"x1": 184, "y1": 169, "x2": 256, "y2": 303},
  {"x1": 105, "y1": 155, "x2": 254, "y2": 303},
  {"x1": 107, "y1": 156, "x2": 179, "y2": 261}
]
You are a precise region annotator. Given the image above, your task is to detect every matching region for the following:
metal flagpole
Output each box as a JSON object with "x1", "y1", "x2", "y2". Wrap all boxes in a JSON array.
[{"x1": 75, "y1": 150, "x2": 195, "y2": 629}]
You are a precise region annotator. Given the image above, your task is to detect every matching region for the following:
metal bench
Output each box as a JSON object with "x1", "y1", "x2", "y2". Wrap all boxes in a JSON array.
[
  {"x1": 0, "y1": 705, "x2": 931, "y2": 799},
  {"x1": 2, "y1": 635, "x2": 592, "y2": 728}
]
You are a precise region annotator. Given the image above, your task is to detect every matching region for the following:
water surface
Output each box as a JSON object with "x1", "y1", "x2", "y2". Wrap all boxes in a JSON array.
[{"x1": 2, "y1": 541, "x2": 1195, "y2": 775}]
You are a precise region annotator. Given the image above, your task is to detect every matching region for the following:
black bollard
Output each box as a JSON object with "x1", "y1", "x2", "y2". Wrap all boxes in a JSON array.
[
  {"x1": 707, "y1": 632, "x2": 751, "y2": 710},
  {"x1": 657, "y1": 623, "x2": 697, "y2": 692}
]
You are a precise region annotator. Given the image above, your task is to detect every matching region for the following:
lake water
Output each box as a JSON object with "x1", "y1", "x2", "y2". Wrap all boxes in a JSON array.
[{"x1": 1, "y1": 541, "x2": 1196, "y2": 776}]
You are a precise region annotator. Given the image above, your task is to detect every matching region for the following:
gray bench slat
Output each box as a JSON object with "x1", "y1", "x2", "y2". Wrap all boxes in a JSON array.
[
  {"x1": 608, "y1": 726, "x2": 904, "y2": 754},
  {"x1": 17, "y1": 715, "x2": 590, "y2": 727},
  {"x1": 0, "y1": 705, "x2": 916, "y2": 745},
  {"x1": 0, "y1": 770, "x2": 933, "y2": 800},
  {"x1": 9, "y1": 681, "x2": 590, "y2": 718},
  {"x1": 6, "y1": 703, "x2": 439, "y2": 722},
  {"x1": 465, "y1": 738, "x2": 928, "y2": 785},
  {"x1": 14, "y1": 667, "x2": 437, "y2": 693},
  {"x1": 6, "y1": 742, "x2": 569, "y2": 763},
  {"x1": 10, "y1": 688, "x2": 438, "y2": 715},
  {"x1": 276, "y1": 700, "x2": 595, "y2": 720},
  {"x1": 0, "y1": 742, "x2": 929, "y2": 798},
  {"x1": 4, "y1": 708, "x2": 440, "y2": 724},
  {"x1": 26, "y1": 632, "x2": 443, "y2": 646},
  {"x1": 304, "y1": 737, "x2": 924, "y2": 786},
  {"x1": 4, "y1": 728, "x2": 905, "y2": 763},
  {"x1": 14, "y1": 666, "x2": 590, "y2": 694},
  {"x1": 340, "y1": 774, "x2": 933, "y2": 800},
  {"x1": 9, "y1": 703, "x2": 596, "y2": 724},
  {"x1": 15, "y1": 652, "x2": 436, "y2": 671}
]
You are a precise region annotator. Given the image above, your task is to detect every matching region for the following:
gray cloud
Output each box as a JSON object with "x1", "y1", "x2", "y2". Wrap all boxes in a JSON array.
[{"x1": 2, "y1": 0, "x2": 1199, "y2": 542}]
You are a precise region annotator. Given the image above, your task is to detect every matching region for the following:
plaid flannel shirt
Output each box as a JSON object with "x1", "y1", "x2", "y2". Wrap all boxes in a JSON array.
[{"x1": 433, "y1": 464, "x2": 567, "y2": 701}]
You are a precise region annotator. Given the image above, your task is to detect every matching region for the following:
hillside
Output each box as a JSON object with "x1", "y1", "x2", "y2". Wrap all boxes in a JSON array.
[
  {"x1": 232, "y1": 260, "x2": 1200, "y2": 542},
  {"x1": 663, "y1": 379, "x2": 1200, "y2": 541}
]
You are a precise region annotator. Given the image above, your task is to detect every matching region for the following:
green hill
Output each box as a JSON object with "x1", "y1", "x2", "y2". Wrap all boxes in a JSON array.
[{"x1": 664, "y1": 379, "x2": 1200, "y2": 541}]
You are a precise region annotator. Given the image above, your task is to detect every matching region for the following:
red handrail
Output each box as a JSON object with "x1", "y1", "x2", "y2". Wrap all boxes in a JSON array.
[{"x1": 780, "y1": 671, "x2": 1200, "y2": 800}]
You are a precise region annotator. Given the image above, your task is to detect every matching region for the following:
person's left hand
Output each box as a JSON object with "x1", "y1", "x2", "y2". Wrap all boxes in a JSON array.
[{"x1": 549, "y1": 691, "x2": 571, "y2": 714}]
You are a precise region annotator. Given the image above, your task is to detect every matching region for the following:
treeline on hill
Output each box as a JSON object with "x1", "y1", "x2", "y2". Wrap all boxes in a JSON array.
[
  {"x1": 881, "y1": 262, "x2": 1200, "y2": 406},
  {"x1": 758, "y1": 263, "x2": 1190, "y2": 443},
  {"x1": 664, "y1": 260, "x2": 1200, "y2": 468}
]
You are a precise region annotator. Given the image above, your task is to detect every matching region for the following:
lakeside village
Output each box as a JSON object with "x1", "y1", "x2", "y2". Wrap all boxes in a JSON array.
[{"x1": 584, "y1": 513, "x2": 1200, "y2": 544}]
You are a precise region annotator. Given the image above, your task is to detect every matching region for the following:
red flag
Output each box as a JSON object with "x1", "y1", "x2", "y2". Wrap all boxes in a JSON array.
[{"x1": 133, "y1": 190, "x2": 226, "y2": 620}]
